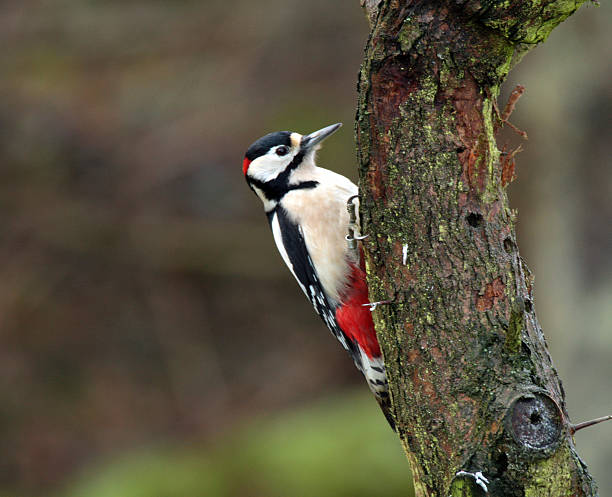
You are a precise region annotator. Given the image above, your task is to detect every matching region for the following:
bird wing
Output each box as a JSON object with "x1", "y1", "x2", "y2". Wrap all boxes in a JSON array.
[{"x1": 268, "y1": 206, "x2": 362, "y2": 363}]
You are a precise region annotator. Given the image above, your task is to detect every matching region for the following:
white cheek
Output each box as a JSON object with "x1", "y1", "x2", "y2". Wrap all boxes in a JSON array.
[
  {"x1": 248, "y1": 152, "x2": 297, "y2": 183},
  {"x1": 248, "y1": 157, "x2": 282, "y2": 182}
]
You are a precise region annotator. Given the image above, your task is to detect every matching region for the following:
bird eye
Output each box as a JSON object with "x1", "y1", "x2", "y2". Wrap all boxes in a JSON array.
[{"x1": 276, "y1": 146, "x2": 289, "y2": 156}]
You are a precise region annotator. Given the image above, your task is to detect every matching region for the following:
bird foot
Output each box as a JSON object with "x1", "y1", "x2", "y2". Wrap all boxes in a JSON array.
[
  {"x1": 362, "y1": 300, "x2": 392, "y2": 311},
  {"x1": 454, "y1": 471, "x2": 490, "y2": 493}
]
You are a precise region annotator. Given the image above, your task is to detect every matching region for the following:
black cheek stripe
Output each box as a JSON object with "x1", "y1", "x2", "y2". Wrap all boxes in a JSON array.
[{"x1": 247, "y1": 150, "x2": 310, "y2": 202}]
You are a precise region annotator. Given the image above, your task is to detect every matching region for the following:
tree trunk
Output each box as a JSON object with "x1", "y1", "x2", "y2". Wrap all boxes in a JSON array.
[{"x1": 355, "y1": 1, "x2": 598, "y2": 496}]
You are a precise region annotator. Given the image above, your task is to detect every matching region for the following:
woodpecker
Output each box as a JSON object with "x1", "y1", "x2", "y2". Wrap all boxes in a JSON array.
[{"x1": 243, "y1": 123, "x2": 394, "y2": 429}]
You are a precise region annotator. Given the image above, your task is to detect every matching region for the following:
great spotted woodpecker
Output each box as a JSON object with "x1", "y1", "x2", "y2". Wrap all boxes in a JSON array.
[{"x1": 243, "y1": 123, "x2": 394, "y2": 428}]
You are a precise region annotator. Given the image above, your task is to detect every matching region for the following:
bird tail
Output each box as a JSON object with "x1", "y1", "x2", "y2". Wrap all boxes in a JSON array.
[
  {"x1": 376, "y1": 394, "x2": 396, "y2": 431},
  {"x1": 354, "y1": 349, "x2": 395, "y2": 430}
]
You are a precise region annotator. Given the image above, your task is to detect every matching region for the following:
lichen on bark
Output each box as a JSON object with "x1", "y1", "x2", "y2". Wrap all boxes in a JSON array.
[{"x1": 355, "y1": 1, "x2": 597, "y2": 496}]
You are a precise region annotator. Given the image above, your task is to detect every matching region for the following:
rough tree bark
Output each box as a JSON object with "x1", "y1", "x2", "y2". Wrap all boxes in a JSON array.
[{"x1": 355, "y1": 1, "x2": 598, "y2": 496}]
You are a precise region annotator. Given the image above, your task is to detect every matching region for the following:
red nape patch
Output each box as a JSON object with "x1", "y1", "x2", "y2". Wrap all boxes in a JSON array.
[
  {"x1": 242, "y1": 157, "x2": 251, "y2": 175},
  {"x1": 335, "y1": 262, "x2": 381, "y2": 358}
]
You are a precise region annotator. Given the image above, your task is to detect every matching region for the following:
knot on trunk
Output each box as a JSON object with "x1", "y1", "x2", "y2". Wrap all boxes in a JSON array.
[{"x1": 506, "y1": 391, "x2": 563, "y2": 453}]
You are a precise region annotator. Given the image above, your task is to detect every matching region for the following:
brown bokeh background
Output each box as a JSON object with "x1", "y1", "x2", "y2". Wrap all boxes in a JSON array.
[{"x1": 0, "y1": 1, "x2": 610, "y2": 496}]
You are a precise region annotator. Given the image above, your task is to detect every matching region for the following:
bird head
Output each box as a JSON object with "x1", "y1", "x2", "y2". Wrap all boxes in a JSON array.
[{"x1": 242, "y1": 123, "x2": 342, "y2": 184}]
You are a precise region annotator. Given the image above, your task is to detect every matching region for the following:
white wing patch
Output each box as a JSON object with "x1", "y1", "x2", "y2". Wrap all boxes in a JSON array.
[{"x1": 270, "y1": 212, "x2": 308, "y2": 297}]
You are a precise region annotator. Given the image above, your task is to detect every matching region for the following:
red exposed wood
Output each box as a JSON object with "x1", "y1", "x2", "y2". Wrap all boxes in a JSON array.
[{"x1": 476, "y1": 277, "x2": 506, "y2": 311}]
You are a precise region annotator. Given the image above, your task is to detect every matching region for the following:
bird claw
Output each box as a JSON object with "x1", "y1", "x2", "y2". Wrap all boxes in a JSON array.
[
  {"x1": 362, "y1": 300, "x2": 392, "y2": 311},
  {"x1": 346, "y1": 196, "x2": 367, "y2": 253},
  {"x1": 455, "y1": 471, "x2": 490, "y2": 493},
  {"x1": 345, "y1": 233, "x2": 369, "y2": 241}
]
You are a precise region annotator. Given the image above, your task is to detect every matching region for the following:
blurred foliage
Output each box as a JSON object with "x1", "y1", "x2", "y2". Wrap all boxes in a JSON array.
[{"x1": 59, "y1": 392, "x2": 412, "y2": 497}]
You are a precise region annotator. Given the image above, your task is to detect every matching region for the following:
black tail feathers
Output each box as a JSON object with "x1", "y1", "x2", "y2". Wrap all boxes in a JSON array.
[{"x1": 376, "y1": 395, "x2": 396, "y2": 431}]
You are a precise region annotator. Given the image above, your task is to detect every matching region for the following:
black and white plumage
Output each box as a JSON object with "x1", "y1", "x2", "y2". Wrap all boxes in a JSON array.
[{"x1": 242, "y1": 123, "x2": 394, "y2": 429}]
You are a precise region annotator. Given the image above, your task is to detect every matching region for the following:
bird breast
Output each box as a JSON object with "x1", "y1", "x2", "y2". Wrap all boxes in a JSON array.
[{"x1": 282, "y1": 167, "x2": 359, "y2": 305}]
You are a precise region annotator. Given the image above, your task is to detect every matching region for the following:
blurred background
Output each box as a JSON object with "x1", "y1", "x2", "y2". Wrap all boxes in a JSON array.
[{"x1": 0, "y1": 1, "x2": 610, "y2": 496}]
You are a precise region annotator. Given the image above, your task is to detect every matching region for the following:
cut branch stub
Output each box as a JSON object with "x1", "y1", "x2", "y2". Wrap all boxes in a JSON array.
[{"x1": 505, "y1": 391, "x2": 563, "y2": 453}]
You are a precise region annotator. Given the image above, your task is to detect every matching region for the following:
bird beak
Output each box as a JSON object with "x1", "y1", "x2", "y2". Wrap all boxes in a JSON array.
[{"x1": 300, "y1": 123, "x2": 342, "y2": 151}]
